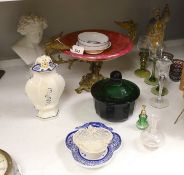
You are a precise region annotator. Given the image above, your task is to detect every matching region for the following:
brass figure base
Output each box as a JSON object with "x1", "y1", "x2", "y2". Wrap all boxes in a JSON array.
[
  {"x1": 75, "y1": 61, "x2": 104, "y2": 94},
  {"x1": 0, "y1": 70, "x2": 5, "y2": 79}
]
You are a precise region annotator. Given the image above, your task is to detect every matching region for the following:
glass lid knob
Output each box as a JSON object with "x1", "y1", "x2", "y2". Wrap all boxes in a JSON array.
[{"x1": 110, "y1": 71, "x2": 122, "y2": 81}]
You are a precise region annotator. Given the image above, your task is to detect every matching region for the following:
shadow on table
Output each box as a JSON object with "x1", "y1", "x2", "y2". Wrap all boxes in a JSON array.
[
  {"x1": 159, "y1": 113, "x2": 184, "y2": 139},
  {"x1": 68, "y1": 96, "x2": 102, "y2": 123},
  {"x1": 56, "y1": 139, "x2": 105, "y2": 173},
  {"x1": 102, "y1": 52, "x2": 138, "y2": 76},
  {"x1": 0, "y1": 98, "x2": 35, "y2": 120}
]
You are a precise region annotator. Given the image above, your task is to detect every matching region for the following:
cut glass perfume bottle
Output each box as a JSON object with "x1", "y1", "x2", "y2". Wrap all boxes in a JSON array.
[{"x1": 140, "y1": 115, "x2": 164, "y2": 150}]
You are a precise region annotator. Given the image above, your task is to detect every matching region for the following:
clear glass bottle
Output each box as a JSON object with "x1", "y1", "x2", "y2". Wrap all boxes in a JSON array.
[{"x1": 140, "y1": 115, "x2": 164, "y2": 150}]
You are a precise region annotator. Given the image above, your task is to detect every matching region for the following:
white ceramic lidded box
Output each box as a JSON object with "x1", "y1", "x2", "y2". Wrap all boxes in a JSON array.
[
  {"x1": 25, "y1": 55, "x2": 65, "y2": 119},
  {"x1": 73, "y1": 125, "x2": 113, "y2": 160}
]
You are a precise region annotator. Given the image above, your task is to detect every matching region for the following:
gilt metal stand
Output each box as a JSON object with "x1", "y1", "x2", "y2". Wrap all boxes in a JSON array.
[
  {"x1": 75, "y1": 61, "x2": 104, "y2": 93},
  {"x1": 46, "y1": 29, "x2": 133, "y2": 93}
]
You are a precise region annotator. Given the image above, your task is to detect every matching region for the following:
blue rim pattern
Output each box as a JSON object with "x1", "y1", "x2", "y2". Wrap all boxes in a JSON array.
[
  {"x1": 75, "y1": 122, "x2": 113, "y2": 131},
  {"x1": 65, "y1": 122, "x2": 122, "y2": 167}
]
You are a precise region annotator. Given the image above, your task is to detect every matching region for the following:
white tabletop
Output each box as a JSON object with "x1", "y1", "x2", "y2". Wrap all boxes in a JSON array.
[{"x1": 0, "y1": 39, "x2": 184, "y2": 175}]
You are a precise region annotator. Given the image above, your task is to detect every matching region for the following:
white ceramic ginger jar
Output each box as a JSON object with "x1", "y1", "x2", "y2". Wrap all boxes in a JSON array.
[{"x1": 25, "y1": 55, "x2": 65, "y2": 119}]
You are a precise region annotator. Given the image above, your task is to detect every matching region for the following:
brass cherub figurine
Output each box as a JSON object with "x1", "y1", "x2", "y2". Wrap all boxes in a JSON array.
[{"x1": 146, "y1": 4, "x2": 170, "y2": 49}]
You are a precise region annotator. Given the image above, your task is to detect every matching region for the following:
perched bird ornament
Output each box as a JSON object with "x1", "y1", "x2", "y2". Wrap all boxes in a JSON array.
[{"x1": 114, "y1": 20, "x2": 137, "y2": 41}]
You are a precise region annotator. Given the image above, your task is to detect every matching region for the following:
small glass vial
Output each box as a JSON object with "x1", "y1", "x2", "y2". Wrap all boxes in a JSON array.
[{"x1": 140, "y1": 115, "x2": 164, "y2": 150}]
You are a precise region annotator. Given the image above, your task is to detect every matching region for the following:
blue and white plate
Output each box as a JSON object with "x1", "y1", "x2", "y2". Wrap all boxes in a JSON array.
[{"x1": 65, "y1": 122, "x2": 122, "y2": 168}]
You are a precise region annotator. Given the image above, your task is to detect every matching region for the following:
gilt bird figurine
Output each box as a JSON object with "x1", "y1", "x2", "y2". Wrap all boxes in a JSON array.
[{"x1": 114, "y1": 20, "x2": 137, "y2": 41}]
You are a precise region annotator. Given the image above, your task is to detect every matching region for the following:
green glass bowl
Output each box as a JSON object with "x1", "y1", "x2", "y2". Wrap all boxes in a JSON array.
[{"x1": 91, "y1": 71, "x2": 140, "y2": 122}]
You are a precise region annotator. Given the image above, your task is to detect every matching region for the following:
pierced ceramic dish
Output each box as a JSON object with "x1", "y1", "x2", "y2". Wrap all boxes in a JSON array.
[
  {"x1": 65, "y1": 122, "x2": 122, "y2": 168},
  {"x1": 73, "y1": 125, "x2": 113, "y2": 160},
  {"x1": 78, "y1": 32, "x2": 109, "y2": 46}
]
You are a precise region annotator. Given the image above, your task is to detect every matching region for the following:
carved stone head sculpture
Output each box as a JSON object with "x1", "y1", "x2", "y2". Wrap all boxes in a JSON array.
[
  {"x1": 17, "y1": 14, "x2": 48, "y2": 44},
  {"x1": 12, "y1": 14, "x2": 48, "y2": 65}
]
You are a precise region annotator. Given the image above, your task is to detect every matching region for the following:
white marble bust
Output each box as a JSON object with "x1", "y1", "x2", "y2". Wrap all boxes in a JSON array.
[{"x1": 12, "y1": 14, "x2": 48, "y2": 65}]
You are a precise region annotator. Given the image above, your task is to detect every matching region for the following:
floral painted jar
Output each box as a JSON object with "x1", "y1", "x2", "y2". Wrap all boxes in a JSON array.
[{"x1": 25, "y1": 55, "x2": 65, "y2": 119}]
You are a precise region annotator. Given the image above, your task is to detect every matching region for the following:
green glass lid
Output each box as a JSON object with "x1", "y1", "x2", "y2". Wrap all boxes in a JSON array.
[{"x1": 91, "y1": 71, "x2": 140, "y2": 104}]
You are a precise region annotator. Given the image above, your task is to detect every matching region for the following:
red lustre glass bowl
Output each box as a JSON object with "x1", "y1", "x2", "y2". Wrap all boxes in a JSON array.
[{"x1": 60, "y1": 29, "x2": 133, "y2": 62}]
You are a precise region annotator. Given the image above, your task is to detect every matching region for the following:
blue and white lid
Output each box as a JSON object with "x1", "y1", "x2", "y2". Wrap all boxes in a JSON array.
[{"x1": 32, "y1": 55, "x2": 57, "y2": 72}]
